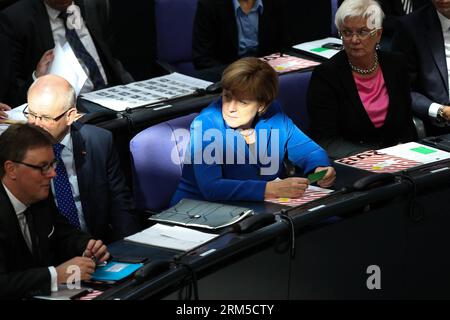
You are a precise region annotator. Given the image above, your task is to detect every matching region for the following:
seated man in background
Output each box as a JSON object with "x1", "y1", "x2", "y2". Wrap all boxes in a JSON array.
[
  {"x1": 25, "y1": 74, "x2": 139, "y2": 243},
  {"x1": 0, "y1": 123, "x2": 109, "y2": 299},
  {"x1": 170, "y1": 57, "x2": 335, "y2": 205},
  {"x1": 308, "y1": 0, "x2": 416, "y2": 160},
  {"x1": 192, "y1": 0, "x2": 289, "y2": 82},
  {"x1": 0, "y1": 0, "x2": 133, "y2": 105},
  {"x1": 392, "y1": 0, "x2": 450, "y2": 136}
]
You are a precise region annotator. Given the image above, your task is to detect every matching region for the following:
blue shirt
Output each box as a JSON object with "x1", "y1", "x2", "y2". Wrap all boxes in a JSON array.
[
  {"x1": 233, "y1": 0, "x2": 263, "y2": 57},
  {"x1": 170, "y1": 98, "x2": 331, "y2": 205}
]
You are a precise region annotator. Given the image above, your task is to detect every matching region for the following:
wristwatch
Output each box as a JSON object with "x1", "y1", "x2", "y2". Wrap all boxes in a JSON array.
[{"x1": 438, "y1": 105, "x2": 447, "y2": 122}]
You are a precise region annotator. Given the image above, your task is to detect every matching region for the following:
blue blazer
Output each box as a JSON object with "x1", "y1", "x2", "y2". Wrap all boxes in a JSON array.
[
  {"x1": 71, "y1": 122, "x2": 138, "y2": 242},
  {"x1": 170, "y1": 99, "x2": 331, "y2": 205}
]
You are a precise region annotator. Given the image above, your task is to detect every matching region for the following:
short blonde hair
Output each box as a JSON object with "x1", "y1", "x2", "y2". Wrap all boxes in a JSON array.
[
  {"x1": 221, "y1": 57, "x2": 278, "y2": 115},
  {"x1": 335, "y1": 0, "x2": 385, "y2": 30}
]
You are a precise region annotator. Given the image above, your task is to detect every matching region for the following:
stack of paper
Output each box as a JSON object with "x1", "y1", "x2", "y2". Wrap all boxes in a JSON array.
[
  {"x1": 260, "y1": 53, "x2": 320, "y2": 74},
  {"x1": 293, "y1": 37, "x2": 342, "y2": 60},
  {"x1": 266, "y1": 185, "x2": 333, "y2": 207},
  {"x1": 335, "y1": 142, "x2": 450, "y2": 173},
  {"x1": 125, "y1": 223, "x2": 219, "y2": 251},
  {"x1": 80, "y1": 73, "x2": 212, "y2": 112}
]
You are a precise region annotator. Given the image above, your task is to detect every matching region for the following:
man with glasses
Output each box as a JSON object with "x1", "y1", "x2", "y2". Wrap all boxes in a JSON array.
[
  {"x1": 392, "y1": 0, "x2": 450, "y2": 136},
  {"x1": 25, "y1": 74, "x2": 139, "y2": 243},
  {"x1": 0, "y1": 123, "x2": 109, "y2": 299}
]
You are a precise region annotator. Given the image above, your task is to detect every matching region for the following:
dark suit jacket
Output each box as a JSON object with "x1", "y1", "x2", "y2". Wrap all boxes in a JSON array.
[
  {"x1": 0, "y1": 0, "x2": 133, "y2": 105},
  {"x1": 307, "y1": 50, "x2": 417, "y2": 160},
  {"x1": 391, "y1": 4, "x2": 450, "y2": 135},
  {"x1": 379, "y1": 0, "x2": 430, "y2": 37},
  {"x1": 0, "y1": 184, "x2": 90, "y2": 299},
  {"x1": 192, "y1": 0, "x2": 288, "y2": 70},
  {"x1": 0, "y1": 33, "x2": 14, "y2": 105},
  {"x1": 71, "y1": 122, "x2": 138, "y2": 243}
]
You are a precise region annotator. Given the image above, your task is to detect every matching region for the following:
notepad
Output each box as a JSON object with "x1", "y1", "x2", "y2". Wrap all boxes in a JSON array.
[
  {"x1": 91, "y1": 261, "x2": 143, "y2": 282},
  {"x1": 149, "y1": 199, "x2": 254, "y2": 229}
]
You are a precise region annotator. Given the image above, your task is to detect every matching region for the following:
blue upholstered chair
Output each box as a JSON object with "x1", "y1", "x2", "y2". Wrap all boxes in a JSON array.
[
  {"x1": 277, "y1": 71, "x2": 312, "y2": 133},
  {"x1": 130, "y1": 113, "x2": 198, "y2": 212},
  {"x1": 154, "y1": 0, "x2": 198, "y2": 76}
]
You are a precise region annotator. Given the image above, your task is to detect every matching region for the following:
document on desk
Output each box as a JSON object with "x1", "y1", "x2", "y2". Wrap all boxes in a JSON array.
[
  {"x1": 80, "y1": 72, "x2": 212, "y2": 111},
  {"x1": 125, "y1": 223, "x2": 219, "y2": 251},
  {"x1": 260, "y1": 53, "x2": 320, "y2": 74},
  {"x1": 292, "y1": 37, "x2": 342, "y2": 59},
  {"x1": 335, "y1": 142, "x2": 450, "y2": 173},
  {"x1": 265, "y1": 185, "x2": 333, "y2": 207},
  {"x1": 149, "y1": 199, "x2": 254, "y2": 229}
]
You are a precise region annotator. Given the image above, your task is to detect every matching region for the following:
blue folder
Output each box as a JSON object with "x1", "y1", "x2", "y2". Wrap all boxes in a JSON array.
[{"x1": 91, "y1": 261, "x2": 143, "y2": 282}]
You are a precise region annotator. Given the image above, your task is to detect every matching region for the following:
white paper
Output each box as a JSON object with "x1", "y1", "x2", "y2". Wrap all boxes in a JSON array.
[
  {"x1": 125, "y1": 223, "x2": 218, "y2": 251},
  {"x1": 80, "y1": 72, "x2": 213, "y2": 112},
  {"x1": 293, "y1": 37, "x2": 342, "y2": 59},
  {"x1": 0, "y1": 103, "x2": 27, "y2": 135},
  {"x1": 378, "y1": 142, "x2": 450, "y2": 164},
  {"x1": 48, "y1": 42, "x2": 88, "y2": 96}
]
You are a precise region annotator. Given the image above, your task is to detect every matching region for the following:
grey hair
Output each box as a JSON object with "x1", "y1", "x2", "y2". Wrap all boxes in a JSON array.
[
  {"x1": 63, "y1": 84, "x2": 76, "y2": 111},
  {"x1": 335, "y1": 0, "x2": 385, "y2": 30}
]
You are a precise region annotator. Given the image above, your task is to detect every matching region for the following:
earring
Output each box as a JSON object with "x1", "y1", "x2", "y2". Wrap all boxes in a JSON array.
[{"x1": 376, "y1": 43, "x2": 381, "y2": 50}]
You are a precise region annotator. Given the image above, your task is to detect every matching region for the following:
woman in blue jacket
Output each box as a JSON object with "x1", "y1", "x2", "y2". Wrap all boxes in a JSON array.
[{"x1": 170, "y1": 57, "x2": 335, "y2": 205}]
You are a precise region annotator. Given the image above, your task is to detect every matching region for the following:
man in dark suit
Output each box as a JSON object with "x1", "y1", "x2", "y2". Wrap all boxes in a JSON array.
[
  {"x1": 392, "y1": 0, "x2": 450, "y2": 135},
  {"x1": 192, "y1": 0, "x2": 288, "y2": 81},
  {"x1": 25, "y1": 74, "x2": 139, "y2": 243},
  {"x1": 0, "y1": 123, "x2": 109, "y2": 299},
  {"x1": 0, "y1": 0, "x2": 133, "y2": 105},
  {"x1": 0, "y1": 33, "x2": 14, "y2": 109}
]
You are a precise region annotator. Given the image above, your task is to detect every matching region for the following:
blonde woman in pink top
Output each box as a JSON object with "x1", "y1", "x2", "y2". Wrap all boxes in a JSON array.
[{"x1": 307, "y1": 0, "x2": 416, "y2": 159}]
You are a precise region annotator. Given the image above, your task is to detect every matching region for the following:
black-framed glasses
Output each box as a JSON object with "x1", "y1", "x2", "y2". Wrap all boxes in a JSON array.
[
  {"x1": 12, "y1": 158, "x2": 59, "y2": 175},
  {"x1": 22, "y1": 104, "x2": 70, "y2": 123},
  {"x1": 340, "y1": 28, "x2": 377, "y2": 40}
]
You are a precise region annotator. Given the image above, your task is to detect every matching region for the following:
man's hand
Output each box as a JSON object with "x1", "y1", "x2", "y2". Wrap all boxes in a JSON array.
[
  {"x1": 35, "y1": 49, "x2": 54, "y2": 78},
  {"x1": 442, "y1": 105, "x2": 450, "y2": 121},
  {"x1": 315, "y1": 166, "x2": 336, "y2": 188},
  {"x1": 0, "y1": 103, "x2": 11, "y2": 119},
  {"x1": 265, "y1": 177, "x2": 309, "y2": 199},
  {"x1": 83, "y1": 239, "x2": 110, "y2": 263},
  {"x1": 56, "y1": 257, "x2": 96, "y2": 284}
]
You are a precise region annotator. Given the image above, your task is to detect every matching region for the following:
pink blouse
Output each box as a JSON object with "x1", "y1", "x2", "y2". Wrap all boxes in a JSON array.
[{"x1": 353, "y1": 67, "x2": 389, "y2": 128}]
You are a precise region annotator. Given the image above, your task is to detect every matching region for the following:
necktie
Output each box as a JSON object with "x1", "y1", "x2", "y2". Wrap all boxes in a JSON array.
[
  {"x1": 17, "y1": 210, "x2": 33, "y2": 253},
  {"x1": 53, "y1": 143, "x2": 81, "y2": 229},
  {"x1": 401, "y1": 0, "x2": 412, "y2": 15},
  {"x1": 58, "y1": 11, "x2": 106, "y2": 90}
]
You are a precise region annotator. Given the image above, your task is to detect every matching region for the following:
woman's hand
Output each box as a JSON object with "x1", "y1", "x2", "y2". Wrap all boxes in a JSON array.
[
  {"x1": 0, "y1": 103, "x2": 11, "y2": 119},
  {"x1": 264, "y1": 177, "x2": 309, "y2": 199},
  {"x1": 315, "y1": 166, "x2": 336, "y2": 188}
]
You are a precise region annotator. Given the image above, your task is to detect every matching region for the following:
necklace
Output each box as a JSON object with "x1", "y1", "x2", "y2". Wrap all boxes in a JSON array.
[
  {"x1": 349, "y1": 52, "x2": 378, "y2": 75},
  {"x1": 237, "y1": 128, "x2": 255, "y2": 137}
]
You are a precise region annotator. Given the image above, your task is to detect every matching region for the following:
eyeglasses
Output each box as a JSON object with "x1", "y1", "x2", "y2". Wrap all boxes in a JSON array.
[
  {"x1": 22, "y1": 104, "x2": 70, "y2": 123},
  {"x1": 12, "y1": 158, "x2": 59, "y2": 175},
  {"x1": 340, "y1": 28, "x2": 377, "y2": 40}
]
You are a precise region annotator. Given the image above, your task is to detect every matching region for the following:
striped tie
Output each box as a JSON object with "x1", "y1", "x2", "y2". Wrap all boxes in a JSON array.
[{"x1": 401, "y1": 0, "x2": 412, "y2": 15}]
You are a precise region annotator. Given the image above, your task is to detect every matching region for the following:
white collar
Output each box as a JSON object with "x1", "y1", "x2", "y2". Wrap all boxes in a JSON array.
[
  {"x1": 437, "y1": 10, "x2": 450, "y2": 33},
  {"x1": 59, "y1": 129, "x2": 73, "y2": 154},
  {"x1": 2, "y1": 182, "x2": 27, "y2": 216}
]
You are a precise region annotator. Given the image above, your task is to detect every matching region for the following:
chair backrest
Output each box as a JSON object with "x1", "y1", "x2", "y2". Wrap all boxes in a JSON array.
[
  {"x1": 130, "y1": 113, "x2": 198, "y2": 212},
  {"x1": 154, "y1": 0, "x2": 198, "y2": 75},
  {"x1": 277, "y1": 71, "x2": 312, "y2": 132},
  {"x1": 331, "y1": 0, "x2": 339, "y2": 37}
]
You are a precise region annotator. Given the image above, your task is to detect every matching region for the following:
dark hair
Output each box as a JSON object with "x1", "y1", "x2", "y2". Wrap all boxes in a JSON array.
[
  {"x1": 0, "y1": 123, "x2": 55, "y2": 177},
  {"x1": 221, "y1": 57, "x2": 278, "y2": 114}
]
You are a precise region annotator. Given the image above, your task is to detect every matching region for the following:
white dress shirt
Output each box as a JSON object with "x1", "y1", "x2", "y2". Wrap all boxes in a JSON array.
[
  {"x1": 2, "y1": 183, "x2": 58, "y2": 292},
  {"x1": 45, "y1": 2, "x2": 108, "y2": 93},
  {"x1": 52, "y1": 131, "x2": 88, "y2": 232}
]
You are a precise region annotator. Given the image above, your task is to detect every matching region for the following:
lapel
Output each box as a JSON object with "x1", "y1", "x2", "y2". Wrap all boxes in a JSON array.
[
  {"x1": 425, "y1": 6, "x2": 449, "y2": 96},
  {"x1": 32, "y1": 0, "x2": 55, "y2": 50},
  {"x1": 70, "y1": 123, "x2": 91, "y2": 226},
  {"x1": 335, "y1": 52, "x2": 376, "y2": 129},
  {"x1": 225, "y1": 0, "x2": 239, "y2": 54},
  {"x1": 0, "y1": 184, "x2": 36, "y2": 263}
]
